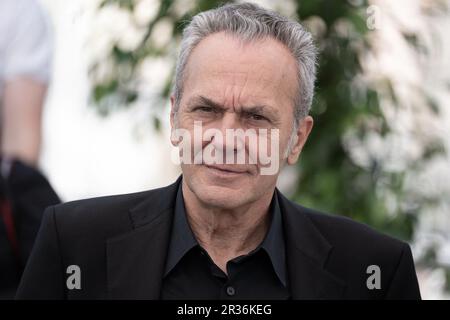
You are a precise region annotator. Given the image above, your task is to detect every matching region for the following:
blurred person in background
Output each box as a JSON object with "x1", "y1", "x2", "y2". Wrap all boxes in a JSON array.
[{"x1": 0, "y1": 0, "x2": 60, "y2": 298}]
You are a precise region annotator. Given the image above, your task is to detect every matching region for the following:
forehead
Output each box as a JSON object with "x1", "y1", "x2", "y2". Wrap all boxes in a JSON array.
[{"x1": 182, "y1": 32, "x2": 298, "y2": 109}]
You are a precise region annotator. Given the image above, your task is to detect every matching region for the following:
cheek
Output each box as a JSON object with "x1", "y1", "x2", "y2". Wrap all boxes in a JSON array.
[
  {"x1": 178, "y1": 113, "x2": 196, "y2": 127},
  {"x1": 255, "y1": 128, "x2": 291, "y2": 157},
  {"x1": 281, "y1": 119, "x2": 297, "y2": 148},
  {"x1": 181, "y1": 164, "x2": 203, "y2": 182}
]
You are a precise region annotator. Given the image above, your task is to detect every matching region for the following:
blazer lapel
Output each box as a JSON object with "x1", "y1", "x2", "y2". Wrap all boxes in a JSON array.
[
  {"x1": 106, "y1": 177, "x2": 181, "y2": 299},
  {"x1": 277, "y1": 190, "x2": 347, "y2": 299}
]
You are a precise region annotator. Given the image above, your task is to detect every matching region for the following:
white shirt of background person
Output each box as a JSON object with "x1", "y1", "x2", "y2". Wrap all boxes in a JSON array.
[{"x1": 0, "y1": 0, "x2": 53, "y2": 167}]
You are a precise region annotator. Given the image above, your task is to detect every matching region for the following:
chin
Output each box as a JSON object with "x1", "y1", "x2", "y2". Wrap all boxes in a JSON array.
[{"x1": 194, "y1": 185, "x2": 250, "y2": 209}]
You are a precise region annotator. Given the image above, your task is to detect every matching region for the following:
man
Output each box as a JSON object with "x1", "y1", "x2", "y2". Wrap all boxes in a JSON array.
[{"x1": 16, "y1": 3, "x2": 421, "y2": 299}]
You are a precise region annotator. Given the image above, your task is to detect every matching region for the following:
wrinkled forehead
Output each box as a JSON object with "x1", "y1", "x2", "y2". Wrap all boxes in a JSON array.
[{"x1": 181, "y1": 32, "x2": 299, "y2": 110}]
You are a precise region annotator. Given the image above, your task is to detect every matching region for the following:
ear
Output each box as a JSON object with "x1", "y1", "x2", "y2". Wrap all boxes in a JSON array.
[
  {"x1": 287, "y1": 116, "x2": 313, "y2": 165},
  {"x1": 170, "y1": 95, "x2": 178, "y2": 147},
  {"x1": 170, "y1": 95, "x2": 176, "y2": 129}
]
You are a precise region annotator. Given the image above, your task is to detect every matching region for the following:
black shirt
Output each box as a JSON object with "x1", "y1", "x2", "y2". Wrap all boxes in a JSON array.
[{"x1": 160, "y1": 183, "x2": 290, "y2": 300}]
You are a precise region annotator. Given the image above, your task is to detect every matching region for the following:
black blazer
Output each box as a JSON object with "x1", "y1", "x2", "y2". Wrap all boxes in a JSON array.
[{"x1": 16, "y1": 176, "x2": 421, "y2": 299}]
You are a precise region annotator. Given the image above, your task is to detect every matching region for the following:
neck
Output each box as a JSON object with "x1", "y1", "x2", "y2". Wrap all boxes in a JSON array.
[{"x1": 182, "y1": 180, "x2": 275, "y2": 273}]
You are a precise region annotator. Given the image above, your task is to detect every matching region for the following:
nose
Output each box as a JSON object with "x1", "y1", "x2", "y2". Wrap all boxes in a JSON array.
[{"x1": 209, "y1": 112, "x2": 245, "y2": 163}]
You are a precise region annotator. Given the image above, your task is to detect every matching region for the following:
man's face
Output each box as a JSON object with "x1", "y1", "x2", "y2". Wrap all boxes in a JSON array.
[{"x1": 171, "y1": 32, "x2": 313, "y2": 209}]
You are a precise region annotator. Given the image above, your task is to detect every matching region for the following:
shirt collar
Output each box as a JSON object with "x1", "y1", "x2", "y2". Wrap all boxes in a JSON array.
[
  {"x1": 259, "y1": 191, "x2": 287, "y2": 287},
  {"x1": 163, "y1": 183, "x2": 197, "y2": 277},
  {"x1": 164, "y1": 181, "x2": 287, "y2": 287}
]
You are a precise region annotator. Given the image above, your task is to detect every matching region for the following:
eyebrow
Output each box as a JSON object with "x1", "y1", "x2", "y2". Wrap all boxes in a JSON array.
[
  {"x1": 187, "y1": 96, "x2": 226, "y2": 112},
  {"x1": 186, "y1": 95, "x2": 280, "y2": 118}
]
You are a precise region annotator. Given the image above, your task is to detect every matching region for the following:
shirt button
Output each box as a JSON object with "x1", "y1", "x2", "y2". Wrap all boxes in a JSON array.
[{"x1": 226, "y1": 286, "x2": 235, "y2": 296}]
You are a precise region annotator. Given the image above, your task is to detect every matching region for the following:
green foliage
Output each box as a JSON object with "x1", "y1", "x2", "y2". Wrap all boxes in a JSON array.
[{"x1": 291, "y1": 1, "x2": 414, "y2": 239}]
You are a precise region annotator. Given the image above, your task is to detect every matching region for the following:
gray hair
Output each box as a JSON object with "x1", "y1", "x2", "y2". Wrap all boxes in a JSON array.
[{"x1": 172, "y1": 2, "x2": 317, "y2": 124}]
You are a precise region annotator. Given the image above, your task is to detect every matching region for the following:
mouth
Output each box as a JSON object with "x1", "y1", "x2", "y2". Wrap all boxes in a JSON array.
[{"x1": 204, "y1": 164, "x2": 250, "y2": 176}]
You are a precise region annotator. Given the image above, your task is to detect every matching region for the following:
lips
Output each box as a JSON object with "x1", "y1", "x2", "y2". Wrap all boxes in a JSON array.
[{"x1": 204, "y1": 164, "x2": 249, "y2": 174}]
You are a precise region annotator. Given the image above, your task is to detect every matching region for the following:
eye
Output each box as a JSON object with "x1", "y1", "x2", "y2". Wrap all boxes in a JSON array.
[
  {"x1": 194, "y1": 106, "x2": 214, "y2": 113},
  {"x1": 248, "y1": 113, "x2": 268, "y2": 122}
]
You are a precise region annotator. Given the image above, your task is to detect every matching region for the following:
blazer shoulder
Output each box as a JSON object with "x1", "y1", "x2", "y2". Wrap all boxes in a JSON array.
[
  {"x1": 51, "y1": 189, "x2": 151, "y2": 223},
  {"x1": 48, "y1": 182, "x2": 177, "y2": 242},
  {"x1": 289, "y1": 203, "x2": 420, "y2": 299},
  {"x1": 292, "y1": 202, "x2": 408, "y2": 255}
]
